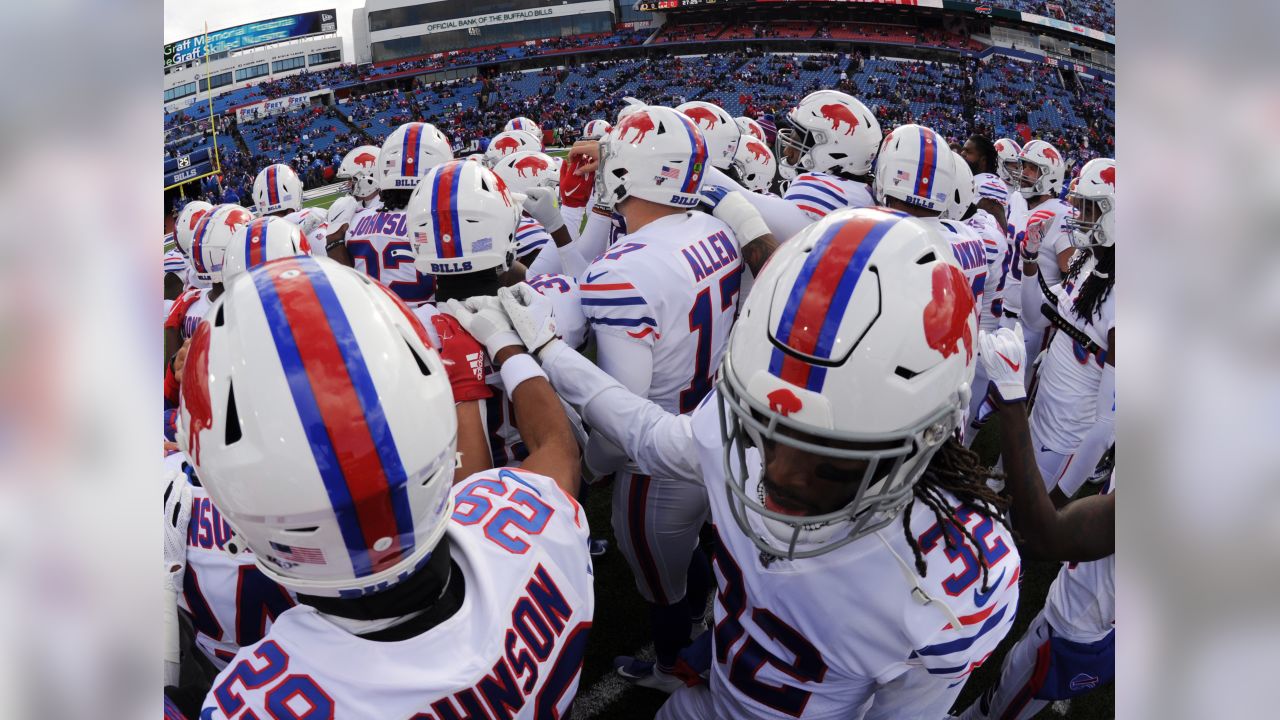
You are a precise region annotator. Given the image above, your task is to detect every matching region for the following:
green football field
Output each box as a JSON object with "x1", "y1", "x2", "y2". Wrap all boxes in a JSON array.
[{"x1": 211, "y1": 166, "x2": 1113, "y2": 720}]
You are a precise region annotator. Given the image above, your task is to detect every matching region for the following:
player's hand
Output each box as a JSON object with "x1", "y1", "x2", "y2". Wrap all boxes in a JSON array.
[
  {"x1": 441, "y1": 296, "x2": 524, "y2": 358},
  {"x1": 705, "y1": 188, "x2": 770, "y2": 245},
  {"x1": 520, "y1": 187, "x2": 566, "y2": 234},
  {"x1": 559, "y1": 151, "x2": 595, "y2": 209},
  {"x1": 568, "y1": 140, "x2": 601, "y2": 175},
  {"x1": 1022, "y1": 220, "x2": 1044, "y2": 260},
  {"x1": 978, "y1": 326, "x2": 1027, "y2": 403},
  {"x1": 498, "y1": 282, "x2": 559, "y2": 355},
  {"x1": 171, "y1": 339, "x2": 192, "y2": 383},
  {"x1": 163, "y1": 469, "x2": 193, "y2": 592}
]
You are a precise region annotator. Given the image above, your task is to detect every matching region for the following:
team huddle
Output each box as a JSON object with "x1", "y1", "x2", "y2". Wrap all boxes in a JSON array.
[{"x1": 162, "y1": 88, "x2": 1115, "y2": 719}]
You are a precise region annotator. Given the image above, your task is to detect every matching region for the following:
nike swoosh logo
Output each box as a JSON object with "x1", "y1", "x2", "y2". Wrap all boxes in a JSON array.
[
  {"x1": 972, "y1": 568, "x2": 1006, "y2": 608},
  {"x1": 995, "y1": 351, "x2": 1020, "y2": 372},
  {"x1": 585, "y1": 270, "x2": 607, "y2": 284}
]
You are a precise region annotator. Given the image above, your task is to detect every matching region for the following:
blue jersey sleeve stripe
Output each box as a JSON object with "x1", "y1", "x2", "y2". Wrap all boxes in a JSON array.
[
  {"x1": 790, "y1": 180, "x2": 845, "y2": 202},
  {"x1": 784, "y1": 193, "x2": 839, "y2": 211},
  {"x1": 916, "y1": 605, "x2": 1009, "y2": 657},
  {"x1": 587, "y1": 316, "x2": 657, "y2": 328},
  {"x1": 582, "y1": 296, "x2": 648, "y2": 306}
]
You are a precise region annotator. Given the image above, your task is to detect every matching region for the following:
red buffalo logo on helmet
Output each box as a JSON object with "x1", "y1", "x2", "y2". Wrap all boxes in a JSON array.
[
  {"x1": 617, "y1": 112, "x2": 656, "y2": 144},
  {"x1": 746, "y1": 141, "x2": 770, "y2": 163},
  {"x1": 767, "y1": 388, "x2": 803, "y2": 416},
  {"x1": 1099, "y1": 165, "x2": 1115, "y2": 187},
  {"x1": 354, "y1": 152, "x2": 377, "y2": 168},
  {"x1": 744, "y1": 122, "x2": 765, "y2": 141},
  {"x1": 223, "y1": 207, "x2": 252, "y2": 231},
  {"x1": 819, "y1": 103, "x2": 859, "y2": 135},
  {"x1": 181, "y1": 321, "x2": 214, "y2": 466},
  {"x1": 683, "y1": 106, "x2": 720, "y2": 129},
  {"x1": 923, "y1": 264, "x2": 976, "y2": 363},
  {"x1": 1041, "y1": 146, "x2": 1060, "y2": 163},
  {"x1": 514, "y1": 155, "x2": 550, "y2": 177},
  {"x1": 494, "y1": 136, "x2": 520, "y2": 154},
  {"x1": 188, "y1": 209, "x2": 209, "y2": 231}
]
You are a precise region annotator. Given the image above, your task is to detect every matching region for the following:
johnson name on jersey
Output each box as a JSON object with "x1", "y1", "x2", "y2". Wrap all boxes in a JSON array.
[
  {"x1": 201, "y1": 468, "x2": 594, "y2": 720},
  {"x1": 783, "y1": 172, "x2": 874, "y2": 221},
  {"x1": 345, "y1": 204, "x2": 436, "y2": 305},
  {"x1": 579, "y1": 212, "x2": 743, "y2": 414}
]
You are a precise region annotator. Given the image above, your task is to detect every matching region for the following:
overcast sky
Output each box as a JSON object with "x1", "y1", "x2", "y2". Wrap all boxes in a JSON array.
[{"x1": 164, "y1": 0, "x2": 365, "y2": 61}]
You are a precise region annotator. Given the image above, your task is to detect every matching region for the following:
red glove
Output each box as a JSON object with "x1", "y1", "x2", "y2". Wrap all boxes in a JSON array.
[
  {"x1": 559, "y1": 153, "x2": 594, "y2": 209},
  {"x1": 430, "y1": 313, "x2": 493, "y2": 403}
]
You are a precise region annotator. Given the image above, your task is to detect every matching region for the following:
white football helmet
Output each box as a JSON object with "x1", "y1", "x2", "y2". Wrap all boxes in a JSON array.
[
  {"x1": 190, "y1": 204, "x2": 255, "y2": 285},
  {"x1": 379, "y1": 122, "x2": 454, "y2": 192},
  {"x1": 527, "y1": 273, "x2": 588, "y2": 350},
  {"x1": 221, "y1": 216, "x2": 310, "y2": 285},
  {"x1": 616, "y1": 97, "x2": 647, "y2": 124},
  {"x1": 729, "y1": 136, "x2": 778, "y2": 194},
  {"x1": 735, "y1": 116, "x2": 766, "y2": 143},
  {"x1": 717, "y1": 208, "x2": 977, "y2": 559},
  {"x1": 407, "y1": 160, "x2": 521, "y2": 275},
  {"x1": 1015, "y1": 139, "x2": 1066, "y2": 199},
  {"x1": 873, "y1": 124, "x2": 955, "y2": 214},
  {"x1": 504, "y1": 117, "x2": 541, "y2": 142},
  {"x1": 1065, "y1": 158, "x2": 1115, "y2": 248},
  {"x1": 491, "y1": 151, "x2": 559, "y2": 195},
  {"x1": 175, "y1": 200, "x2": 214, "y2": 259},
  {"x1": 176, "y1": 256, "x2": 457, "y2": 598},
  {"x1": 484, "y1": 131, "x2": 541, "y2": 167},
  {"x1": 993, "y1": 138, "x2": 1022, "y2": 185},
  {"x1": 582, "y1": 119, "x2": 612, "y2": 140},
  {"x1": 946, "y1": 150, "x2": 976, "y2": 221},
  {"x1": 676, "y1": 100, "x2": 741, "y2": 170},
  {"x1": 252, "y1": 164, "x2": 303, "y2": 216},
  {"x1": 777, "y1": 90, "x2": 882, "y2": 179},
  {"x1": 597, "y1": 105, "x2": 708, "y2": 210},
  {"x1": 338, "y1": 145, "x2": 381, "y2": 199}
]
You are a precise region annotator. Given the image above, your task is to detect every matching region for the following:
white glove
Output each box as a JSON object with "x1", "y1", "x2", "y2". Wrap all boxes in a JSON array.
[
  {"x1": 519, "y1": 186, "x2": 566, "y2": 234},
  {"x1": 708, "y1": 189, "x2": 770, "y2": 245},
  {"x1": 441, "y1": 296, "x2": 524, "y2": 358},
  {"x1": 978, "y1": 325, "x2": 1028, "y2": 402},
  {"x1": 498, "y1": 282, "x2": 559, "y2": 354},
  {"x1": 163, "y1": 469, "x2": 192, "y2": 593}
]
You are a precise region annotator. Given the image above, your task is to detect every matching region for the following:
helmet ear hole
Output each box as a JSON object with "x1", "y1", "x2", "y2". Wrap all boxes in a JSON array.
[
  {"x1": 915, "y1": 251, "x2": 937, "y2": 265},
  {"x1": 214, "y1": 305, "x2": 226, "y2": 327},
  {"x1": 224, "y1": 381, "x2": 242, "y2": 445},
  {"x1": 404, "y1": 339, "x2": 432, "y2": 377}
]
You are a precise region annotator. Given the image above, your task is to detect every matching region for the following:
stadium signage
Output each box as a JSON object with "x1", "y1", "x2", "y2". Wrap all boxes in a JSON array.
[
  {"x1": 164, "y1": 10, "x2": 338, "y2": 67},
  {"x1": 415, "y1": 8, "x2": 557, "y2": 34}
]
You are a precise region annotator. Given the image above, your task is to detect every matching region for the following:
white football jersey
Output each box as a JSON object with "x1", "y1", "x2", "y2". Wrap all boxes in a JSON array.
[
  {"x1": 580, "y1": 212, "x2": 743, "y2": 414},
  {"x1": 1000, "y1": 185, "x2": 1029, "y2": 317},
  {"x1": 1045, "y1": 480, "x2": 1115, "y2": 642},
  {"x1": 933, "y1": 219, "x2": 989, "y2": 311},
  {"x1": 170, "y1": 455, "x2": 295, "y2": 669},
  {"x1": 165, "y1": 287, "x2": 214, "y2": 341},
  {"x1": 783, "y1": 172, "x2": 875, "y2": 221},
  {"x1": 687, "y1": 397, "x2": 1021, "y2": 719},
  {"x1": 1029, "y1": 260, "x2": 1116, "y2": 453},
  {"x1": 345, "y1": 203, "x2": 435, "y2": 306},
  {"x1": 1024, "y1": 198, "x2": 1075, "y2": 288},
  {"x1": 201, "y1": 468, "x2": 594, "y2": 720},
  {"x1": 965, "y1": 209, "x2": 1010, "y2": 333}
]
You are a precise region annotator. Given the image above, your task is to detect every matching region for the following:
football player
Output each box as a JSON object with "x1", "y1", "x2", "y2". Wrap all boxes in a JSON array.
[
  {"x1": 505, "y1": 116, "x2": 542, "y2": 146},
  {"x1": 485, "y1": 129, "x2": 541, "y2": 167},
  {"x1": 490, "y1": 150, "x2": 568, "y2": 269},
  {"x1": 1014, "y1": 140, "x2": 1074, "y2": 378},
  {"x1": 872, "y1": 125, "x2": 988, "y2": 308},
  {"x1": 164, "y1": 205, "x2": 253, "y2": 406},
  {"x1": 344, "y1": 122, "x2": 452, "y2": 305},
  {"x1": 957, "y1": 325, "x2": 1115, "y2": 720},
  {"x1": 581, "y1": 118, "x2": 612, "y2": 141},
  {"x1": 173, "y1": 200, "x2": 214, "y2": 291},
  {"x1": 324, "y1": 144, "x2": 382, "y2": 264},
  {"x1": 992, "y1": 138, "x2": 1029, "y2": 334},
  {"x1": 182, "y1": 256, "x2": 592, "y2": 718},
  {"x1": 494, "y1": 208, "x2": 1020, "y2": 719},
  {"x1": 251, "y1": 163, "x2": 304, "y2": 218},
  {"x1": 1018, "y1": 158, "x2": 1116, "y2": 501},
  {"x1": 676, "y1": 100, "x2": 742, "y2": 173},
  {"x1": 574, "y1": 105, "x2": 775, "y2": 690}
]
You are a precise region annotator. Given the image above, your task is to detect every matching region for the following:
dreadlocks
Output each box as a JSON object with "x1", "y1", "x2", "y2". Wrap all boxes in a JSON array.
[
  {"x1": 902, "y1": 438, "x2": 1009, "y2": 593},
  {"x1": 1066, "y1": 244, "x2": 1115, "y2": 321}
]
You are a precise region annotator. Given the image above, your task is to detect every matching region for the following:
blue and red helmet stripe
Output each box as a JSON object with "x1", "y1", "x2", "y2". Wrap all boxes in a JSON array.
[
  {"x1": 429, "y1": 162, "x2": 464, "y2": 259},
  {"x1": 768, "y1": 214, "x2": 900, "y2": 391},
  {"x1": 191, "y1": 215, "x2": 213, "y2": 273},
  {"x1": 676, "y1": 114, "x2": 709, "y2": 195},
  {"x1": 251, "y1": 256, "x2": 416, "y2": 579},
  {"x1": 266, "y1": 166, "x2": 280, "y2": 208},
  {"x1": 914, "y1": 129, "x2": 939, "y2": 200},
  {"x1": 401, "y1": 124, "x2": 423, "y2": 179},
  {"x1": 245, "y1": 218, "x2": 269, "y2": 270}
]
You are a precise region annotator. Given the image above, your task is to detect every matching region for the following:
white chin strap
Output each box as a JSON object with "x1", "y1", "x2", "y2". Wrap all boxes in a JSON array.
[{"x1": 875, "y1": 530, "x2": 964, "y2": 632}]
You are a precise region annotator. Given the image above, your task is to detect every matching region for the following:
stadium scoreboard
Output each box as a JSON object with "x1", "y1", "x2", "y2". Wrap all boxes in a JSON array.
[{"x1": 165, "y1": 10, "x2": 338, "y2": 67}]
